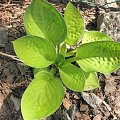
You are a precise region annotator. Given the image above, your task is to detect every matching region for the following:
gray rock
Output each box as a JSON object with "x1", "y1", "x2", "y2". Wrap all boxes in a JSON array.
[
  {"x1": 97, "y1": 12, "x2": 120, "y2": 42},
  {"x1": 104, "y1": 0, "x2": 120, "y2": 8},
  {"x1": 95, "y1": 0, "x2": 120, "y2": 8},
  {"x1": 95, "y1": 0, "x2": 105, "y2": 6}
]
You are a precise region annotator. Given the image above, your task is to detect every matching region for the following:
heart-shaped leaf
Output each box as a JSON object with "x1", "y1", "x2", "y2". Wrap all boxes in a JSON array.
[
  {"x1": 59, "y1": 63, "x2": 85, "y2": 92},
  {"x1": 24, "y1": 0, "x2": 67, "y2": 45},
  {"x1": 13, "y1": 35, "x2": 56, "y2": 68},
  {"x1": 82, "y1": 31, "x2": 113, "y2": 44},
  {"x1": 84, "y1": 72, "x2": 99, "y2": 91},
  {"x1": 21, "y1": 71, "x2": 64, "y2": 120},
  {"x1": 64, "y1": 2, "x2": 84, "y2": 45},
  {"x1": 76, "y1": 41, "x2": 120, "y2": 73}
]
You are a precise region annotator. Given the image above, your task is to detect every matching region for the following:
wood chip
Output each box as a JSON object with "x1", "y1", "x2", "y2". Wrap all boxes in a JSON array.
[{"x1": 63, "y1": 98, "x2": 72, "y2": 110}]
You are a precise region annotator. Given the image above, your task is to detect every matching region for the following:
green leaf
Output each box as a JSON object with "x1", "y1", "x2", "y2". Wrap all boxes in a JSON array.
[
  {"x1": 21, "y1": 71, "x2": 64, "y2": 120},
  {"x1": 59, "y1": 63, "x2": 85, "y2": 92},
  {"x1": 60, "y1": 43, "x2": 67, "y2": 56},
  {"x1": 24, "y1": 0, "x2": 67, "y2": 45},
  {"x1": 82, "y1": 31, "x2": 113, "y2": 44},
  {"x1": 64, "y1": 2, "x2": 84, "y2": 45},
  {"x1": 55, "y1": 53, "x2": 65, "y2": 66},
  {"x1": 34, "y1": 67, "x2": 49, "y2": 77},
  {"x1": 84, "y1": 72, "x2": 99, "y2": 91},
  {"x1": 65, "y1": 49, "x2": 77, "y2": 57},
  {"x1": 13, "y1": 35, "x2": 56, "y2": 68},
  {"x1": 76, "y1": 41, "x2": 120, "y2": 73}
]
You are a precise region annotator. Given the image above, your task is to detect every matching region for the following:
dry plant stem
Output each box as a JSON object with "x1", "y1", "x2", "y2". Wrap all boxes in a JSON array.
[{"x1": 0, "y1": 51, "x2": 22, "y2": 62}]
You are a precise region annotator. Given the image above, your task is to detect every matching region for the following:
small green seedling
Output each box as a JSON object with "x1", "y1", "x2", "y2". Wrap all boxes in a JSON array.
[{"x1": 12, "y1": 0, "x2": 120, "y2": 120}]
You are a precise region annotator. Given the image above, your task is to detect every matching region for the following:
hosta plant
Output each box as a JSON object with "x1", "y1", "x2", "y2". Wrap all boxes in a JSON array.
[{"x1": 12, "y1": 0, "x2": 120, "y2": 120}]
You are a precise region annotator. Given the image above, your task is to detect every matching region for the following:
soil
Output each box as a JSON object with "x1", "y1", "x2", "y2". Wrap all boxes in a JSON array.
[{"x1": 0, "y1": 0, "x2": 120, "y2": 120}]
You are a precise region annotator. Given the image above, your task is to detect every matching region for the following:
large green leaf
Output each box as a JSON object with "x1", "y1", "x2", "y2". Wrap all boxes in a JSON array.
[
  {"x1": 59, "y1": 63, "x2": 85, "y2": 92},
  {"x1": 13, "y1": 35, "x2": 56, "y2": 68},
  {"x1": 24, "y1": 0, "x2": 67, "y2": 45},
  {"x1": 82, "y1": 31, "x2": 113, "y2": 44},
  {"x1": 76, "y1": 41, "x2": 120, "y2": 73},
  {"x1": 84, "y1": 72, "x2": 99, "y2": 91},
  {"x1": 64, "y1": 2, "x2": 84, "y2": 45},
  {"x1": 21, "y1": 71, "x2": 64, "y2": 120}
]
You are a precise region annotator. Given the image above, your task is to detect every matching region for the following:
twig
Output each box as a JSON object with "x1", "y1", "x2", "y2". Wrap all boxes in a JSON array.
[{"x1": 0, "y1": 51, "x2": 23, "y2": 62}]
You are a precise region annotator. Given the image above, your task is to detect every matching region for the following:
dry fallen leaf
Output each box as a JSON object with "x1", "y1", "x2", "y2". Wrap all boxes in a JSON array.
[
  {"x1": 63, "y1": 98, "x2": 71, "y2": 110},
  {"x1": 80, "y1": 103, "x2": 88, "y2": 112},
  {"x1": 84, "y1": 114, "x2": 90, "y2": 120},
  {"x1": 93, "y1": 114, "x2": 101, "y2": 120},
  {"x1": 75, "y1": 111, "x2": 81, "y2": 119},
  {"x1": 74, "y1": 94, "x2": 80, "y2": 100}
]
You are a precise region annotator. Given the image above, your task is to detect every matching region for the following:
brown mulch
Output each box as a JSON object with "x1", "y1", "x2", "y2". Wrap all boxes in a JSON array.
[{"x1": 0, "y1": 0, "x2": 120, "y2": 120}]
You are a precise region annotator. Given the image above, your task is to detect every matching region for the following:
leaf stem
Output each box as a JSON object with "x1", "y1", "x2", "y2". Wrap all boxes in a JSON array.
[
  {"x1": 50, "y1": 66, "x2": 56, "y2": 76},
  {"x1": 56, "y1": 45, "x2": 60, "y2": 54},
  {"x1": 65, "y1": 49, "x2": 77, "y2": 57},
  {"x1": 65, "y1": 57, "x2": 76, "y2": 63}
]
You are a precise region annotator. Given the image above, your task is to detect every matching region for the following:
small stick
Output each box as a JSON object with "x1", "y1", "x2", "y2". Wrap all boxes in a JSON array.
[{"x1": 0, "y1": 51, "x2": 23, "y2": 62}]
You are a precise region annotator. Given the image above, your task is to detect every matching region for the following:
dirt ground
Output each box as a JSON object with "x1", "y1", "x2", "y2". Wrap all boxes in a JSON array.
[{"x1": 0, "y1": 0, "x2": 120, "y2": 120}]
